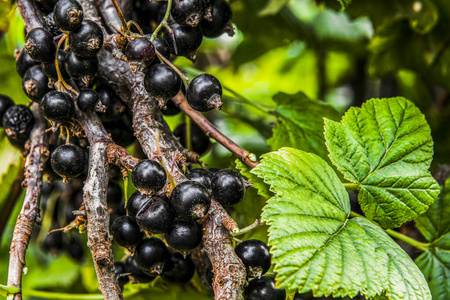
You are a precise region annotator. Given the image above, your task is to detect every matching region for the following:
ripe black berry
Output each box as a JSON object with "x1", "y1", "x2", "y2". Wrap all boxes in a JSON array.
[
  {"x1": 139, "y1": 0, "x2": 167, "y2": 24},
  {"x1": 95, "y1": 85, "x2": 121, "y2": 122},
  {"x1": 69, "y1": 20, "x2": 103, "y2": 58},
  {"x1": 53, "y1": 0, "x2": 84, "y2": 31},
  {"x1": 136, "y1": 197, "x2": 175, "y2": 234},
  {"x1": 77, "y1": 89, "x2": 99, "y2": 112},
  {"x1": 40, "y1": 90, "x2": 75, "y2": 122},
  {"x1": 170, "y1": 181, "x2": 211, "y2": 221},
  {"x1": 104, "y1": 117, "x2": 135, "y2": 148},
  {"x1": 25, "y1": 28, "x2": 56, "y2": 62},
  {"x1": 150, "y1": 36, "x2": 171, "y2": 61},
  {"x1": 171, "y1": 0, "x2": 205, "y2": 27},
  {"x1": 44, "y1": 12, "x2": 63, "y2": 37},
  {"x1": 144, "y1": 64, "x2": 181, "y2": 102},
  {"x1": 107, "y1": 180, "x2": 123, "y2": 208},
  {"x1": 111, "y1": 216, "x2": 142, "y2": 248},
  {"x1": 50, "y1": 144, "x2": 87, "y2": 179},
  {"x1": 187, "y1": 73, "x2": 223, "y2": 111},
  {"x1": 125, "y1": 37, "x2": 155, "y2": 66},
  {"x1": 186, "y1": 168, "x2": 213, "y2": 189},
  {"x1": 16, "y1": 48, "x2": 39, "y2": 78},
  {"x1": 211, "y1": 169, "x2": 246, "y2": 206},
  {"x1": 0, "y1": 95, "x2": 14, "y2": 127},
  {"x1": 125, "y1": 255, "x2": 156, "y2": 283},
  {"x1": 42, "y1": 230, "x2": 64, "y2": 253},
  {"x1": 134, "y1": 238, "x2": 170, "y2": 274},
  {"x1": 126, "y1": 191, "x2": 148, "y2": 220},
  {"x1": 235, "y1": 240, "x2": 271, "y2": 276},
  {"x1": 201, "y1": 0, "x2": 232, "y2": 38},
  {"x1": 162, "y1": 253, "x2": 195, "y2": 283},
  {"x1": 165, "y1": 219, "x2": 203, "y2": 252},
  {"x1": 173, "y1": 122, "x2": 211, "y2": 155},
  {"x1": 22, "y1": 65, "x2": 51, "y2": 102},
  {"x1": 65, "y1": 51, "x2": 99, "y2": 79},
  {"x1": 2, "y1": 105, "x2": 35, "y2": 149},
  {"x1": 164, "y1": 22, "x2": 203, "y2": 58},
  {"x1": 131, "y1": 159, "x2": 167, "y2": 194},
  {"x1": 114, "y1": 261, "x2": 130, "y2": 286},
  {"x1": 244, "y1": 277, "x2": 286, "y2": 300},
  {"x1": 42, "y1": 50, "x2": 71, "y2": 81}
]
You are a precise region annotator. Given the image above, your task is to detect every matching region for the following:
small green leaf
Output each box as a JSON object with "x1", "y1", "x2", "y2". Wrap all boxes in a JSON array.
[
  {"x1": 268, "y1": 92, "x2": 341, "y2": 163},
  {"x1": 324, "y1": 97, "x2": 439, "y2": 228},
  {"x1": 0, "y1": 283, "x2": 20, "y2": 297},
  {"x1": 337, "y1": 0, "x2": 352, "y2": 10},
  {"x1": 259, "y1": 0, "x2": 289, "y2": 16},
  {"x1": 252, "y1": 148, "x2": 431, "y2": 299}
]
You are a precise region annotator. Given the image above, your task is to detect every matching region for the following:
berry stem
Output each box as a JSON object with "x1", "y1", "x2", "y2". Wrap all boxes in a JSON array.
[
  {"x1": 185, "y1": 115, "x2": 192, "y2": 151},
  {"x1": 111, "y1": 0, "x2": 130, "y2": 35},
  {"x1": 232, "y1": 219, "x2": 265, "y2": 236},
  {"x1": 150, "y1": 0, "x2": 173, "y2": 42},
  {"x1": 155, "y1": 50, "x2": 190, "y2": 83}
]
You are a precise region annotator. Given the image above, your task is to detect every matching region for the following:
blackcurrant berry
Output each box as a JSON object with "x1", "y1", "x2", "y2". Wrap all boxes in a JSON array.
[
  {"x1": 171, "y1": 0, "x2": 205, "y2": 27},
  {"x1": 42, "y1": 50, "x2": 71, "y2": 81},
  {"x1": 131, "y1": 159, "x2": 167, "y2": 194},
  {"x1": 170, "y1": 181, "x2": 211, "y2": 221},
  {"x1": 40, "y1": 90, "x2": 75, "y2": 122},
  {"x1": 111, "y1": 216, "x2": 142, "y2": 248},
  {"x1": 16, "y1": 48, "x2": 39, "y2": 78},
  {"x1": 0, "y1": 95, "x2": 14, "y2": 127},
  {"x1": 44, "y1": 12, "x2": 63, "y2": 37},
  {"x1": 164, "y1": 22, "x2": 203, "y2": 58},
  {"x1": 186, "y1": 168, "x2": 213, "y2": 189},
  {"x1": 208, "y1": 167, "x2": 220, "y2": 174},
  {"x1": 200, "y1": 0, "x2": 232, "y2": 38},
  {"x1": 165, "y1": 219, "x2": 203, "y2": 252},
  {"x1": 150, "y1": 35, "x2": 171, "y2": 61},
  {"x1": 107, "y1": 180, "x2": 123, "y2": 208},
  {"x1": 144, "y1": 64, "x2": 181, "y2": 102},
  {"x1": 125, "y1": 255, "x2": 156, "y2": 283},
  {"x1": 136, "y1": 196, "x2": 175, "y2": 234},
  {"x1": 50, "y1": 144, "x2": 87, "y2": 179},
  {"x1": 22, "y1": 65, "x2": 51, "y2": 102},
  {"x1": 244, "y1": 277, "x2": 286, "y2": 300},
  {"x1": 42, "y1": 230, "x2": 64, "y2": 253},
  {"x1": 25, "y1": 28, "x2": 56, "y2": 62},
  {"x1": 114, "y1": 261, "x2": 130, "y2": 286},
  {"x1": 36, "y1": 0, "x2": 58, "y2": 15},
  {"x1": 139, "y1": 0, "x2": 167, "y2": 24},
  {"x1": 2, "y1": 105, "x2": 35, "y2": 149},
  {"x1": 65, "y1": 51, "x2": 99, "y2": 79},
  {"x1": 173, "y1": 122, "x2": 211, "y2": 155},
  {"x1": 95, "y1": 85, "x2": 121, "y2": 122},
  {"x1": 53, "y1": 0, "x2": 84, "y2": 31},
  {"x1": 187, "y1": 73, "x2": 223, "y2": 111},
  {"x1": 69, "y1": 20, "x2": 103, "y2": 58},
  {"x1": 126, "y1": 191, "x2": 148, "y2": 220},
  {"x1": 235, "y1": 239, "x2": 271, "y2": 276},
  {"x1": 134, "y1": 238, "x2": 170, "y2": 274},
  {"x1": 162, "y1": 252, "x2": 195, "y2": 283},
  {"x1": 104, "y1": 117, "x2": 135, "y2": 148},
  {"x1": 77, "y1": 89, "x2": 99, "y2": 112},
  {"x1": 125, "y1": 36, "x2": 155, "y2": 66},
  {"x1": 211, "y1": 169, "x2": 246, "y2": 206}
]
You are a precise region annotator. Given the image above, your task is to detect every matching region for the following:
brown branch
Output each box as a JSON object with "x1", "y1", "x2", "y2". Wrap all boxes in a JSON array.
[
  {"x1": 172, "y1": 93, "x2": 259, "y2": 168},
  {"x1": 106, "y1": 143, "x2": 140, "y2": 173},
  {"x1": 7, "y1": 103, "x2": 49, "y2": 300},
  {"x1": 16, "y1": 0, "x2": 44, "y2": 32}
]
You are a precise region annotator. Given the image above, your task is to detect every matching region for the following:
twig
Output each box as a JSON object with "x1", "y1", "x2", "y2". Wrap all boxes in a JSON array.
[
  {"x1": 7, "y1": 103, "x2": 49, "y2": 300},
  {"x1": 16, "y1": 0, "x2": 44, "y2": 32}
]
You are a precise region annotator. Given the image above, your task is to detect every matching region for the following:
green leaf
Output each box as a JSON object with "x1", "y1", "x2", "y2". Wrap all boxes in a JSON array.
[
  {"x1": 324, "y1": 97, "x2": 439, "y2": 229},
  {"x1": 0, "y1": 283, "x2": 20, "y2": 297},
  {"x1": 337, "y1": 0, "x2": 352, "y2": 10},
  {"x1": 252, "y1": 148, "x2": 431, "y2": 299},
  {"x1": 268, "y1": 92, "x2": 341, "y2": 163},
  {"x1": 259, "y1": 0, "x2": 289, "y2": 16},
  {"x1": 235, "y1": 159, "x2": 272, "y2": 199},
  {"x1": 415, "y1": 250, "x2": 450, "y2": 300}
]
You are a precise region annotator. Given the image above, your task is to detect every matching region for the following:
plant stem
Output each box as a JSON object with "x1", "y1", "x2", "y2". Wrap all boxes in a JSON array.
[
  {"x1": 185, "y1": 115, "x2": 192, "y2": 151},
  {"x1": 22, "y1": 289, "x2": 140, "y2": 299},
  {"x1": 111, "y1": 0, "x2": 129, "y2": 35},
  {"x1": 150, "y1": 0, "x2": 173, "y2": 41},
  {"x1": 343, "y1": 183, "x2": 360, "y2": 192}
]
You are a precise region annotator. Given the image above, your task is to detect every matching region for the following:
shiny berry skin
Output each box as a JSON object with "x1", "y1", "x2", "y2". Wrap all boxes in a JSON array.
[
  {"x1": 173, "y1": 122, "x2": 211, "y2": 155},
  {"x1": 44, "y1": 12, "x2": 63, "y2": 37},
  {"x1": 170, "y1": 181, "x2": 211, "y2": 221},
  {"x1": 25, "y1": 28, "x2": 56, "y2": 62},
  {"x1": 53, "y1": 0, "x2": 84, "y2": 31},
  {"x1": 2, "y1": 105, "x2": 35, "y2": 149},
  {"x1": 0, "y1": 95, "x2": 14, "y2": 127},
  {"x1": 162, "y1": 253, "x2": 195, "y2": 283},
  {"x1": 111, "y1": 216, "x2": 142, "y2": 247},
  {"x1": 134, "y1": 238, "x2": 170, "y2": 274},
  {"x1": 165, "y1": 219, "x2": 203, "y2": 252},
  {"x1": 201, "y1": 0, "x2": 232, "y2": 38},
  {"x1": 50, "y1": 144, "x2": 87, "y2": 179},
  {"x1": 136, "y1": 197, "x2": 174, "y2": 234},
  {"x1": 104, "y1": 117, "x2": 135, "y2": 148},
  {"x1": 77, "y1": 89, "x2": 99, "y2": 112},
  {"x1": 16, "y1": 48, "x2": 39, "y2": 78},
  {"x1": 42, "y1": 50, "x2": 70, "y2": 81},
  {"x1": 22, "y1": 65, "x2": 51, "y2": 102},
  {"x1": 95, "y1": 85, "x2": 121, "y2": 122},
  {"x1": 40, "y1": 91, "x2": 75, "y2": 122},
  {"x1": 150, "y1": 36, "x2": 171, "y2": 60},
  {"x1": 125, "y1": 255, "x2": 156, "y2": 283},
  {"x1": 164, "y1": 22, "x2": 203, "y2": 57},
  {"x1": 69, "y1": 20, "x2": 103, "y2": 58},
  {"x1": 144, "y1": 64, "x2": 181, "y2": 101},
  {"x1": 65, "y1": 51, "x2": 98, "y2": 79},
  {"x1": 114, "y1": 261, "x2": 130, "y2": 286},
  {"x1": 211, "y1": 169, "x2": 246, "y2": 206},
  {"x1": 131, "y1": 159, "x2": 167, "y2": 194},
  {"x1": 126, "y1": 191, "x2": 148, "y2": 220},
  {"x1": 235, "y1": 240, "x2": 271, "y2": 275},
  {"x1": 187, "y1": 73, "x2": 223, "y2": 112},
  {"x1": 171, "y1": 0, "x2": 205, "y2": 27},
  {"x1": 244, "y1": 277, "x2": 286, "y2": 300},
  {"x1": 186, "y1": 168, "x2": 213, "y2": 189},
  {"x1": 125, "y1": 37, "x2": 155, "y2": 66},
  {"x1": 107, "y1": 180, "x2": 123, "y2": 208}
]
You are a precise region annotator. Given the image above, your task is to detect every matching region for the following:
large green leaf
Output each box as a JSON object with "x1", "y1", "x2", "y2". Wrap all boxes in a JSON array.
[
  {"x1": 414, "y1": 176, "x2": 450, "y2": 300},
  {"x1": 324, "y1": 97, "x2": 439, "y2": 229},
  {"x1": 268, "y1": 92, "x2": 341, "y2": 162},
  {"x1": 252, "y1": 148, "x2": 431, "y2": 299}
]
